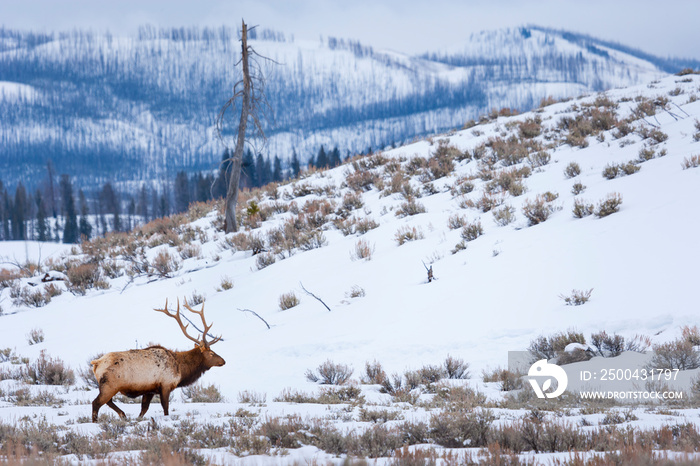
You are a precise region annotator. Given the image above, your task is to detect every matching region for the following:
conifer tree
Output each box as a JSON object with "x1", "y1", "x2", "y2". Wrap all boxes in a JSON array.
[
  {"x1": 12, "y1": 183, "x2": 28, "y2": 240},
  {"x1": 60, "y1": 174, "x2": 78, "y2": 243},
  {"x1": 35, "y1": 189, "x2": 48, "y2": 242},
  {"x1": 272, "y1": 155, "x2": 283, "y2": 182},
  {"x1": 315, "y1": 145, "x2": 328, "y2": 168},
  {"x1": 174, "y1": 171, "x2": 190, "y2": 213},
  {"x1": 78, "y1": 189, "x2": 92, "y2": 241},
  {"x1": 290, "y1": 149, "x2": 301, "y2": 179}
]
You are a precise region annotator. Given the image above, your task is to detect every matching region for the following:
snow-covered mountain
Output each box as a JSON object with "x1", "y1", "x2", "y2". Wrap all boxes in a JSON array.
[
  {"x1": 0, "y1": 72, "x2": 699, "y2": 462},
  {"x1": 1, "y1": 25, "x2": 691, "y2": 192}
]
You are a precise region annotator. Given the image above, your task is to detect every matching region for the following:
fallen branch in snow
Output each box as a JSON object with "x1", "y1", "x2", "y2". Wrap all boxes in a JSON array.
[
  {"x1": 300, "y1": 282, "x2": 331, "y2": 312},
  {"x1": 239, "y1": 308, "x2": 271, "y2": 329},
  {"x1": 422, "y1": 260, "x2": 436, "y2": 283}
]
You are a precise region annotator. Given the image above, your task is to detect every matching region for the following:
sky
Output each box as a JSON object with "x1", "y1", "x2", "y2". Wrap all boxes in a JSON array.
[{"x1": 1, "y1": 0, "x2": 699, "y2": 60}]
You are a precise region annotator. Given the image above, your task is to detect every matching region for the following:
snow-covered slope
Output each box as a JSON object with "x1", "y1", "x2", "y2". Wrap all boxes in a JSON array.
[
  {"x1": 0, "y1": 26, "x2": 674, "y2": 191},
  {"x1": 1, "y1": 72, "x2": 699, "y2": 463}
]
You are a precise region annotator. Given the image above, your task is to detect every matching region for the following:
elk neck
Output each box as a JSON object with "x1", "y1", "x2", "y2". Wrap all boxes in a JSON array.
[{"x1": 175, "y1": 346, "x2": 210, "y2": 388}]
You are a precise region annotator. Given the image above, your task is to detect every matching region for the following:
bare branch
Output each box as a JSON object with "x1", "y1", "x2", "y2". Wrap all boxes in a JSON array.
[
  {"x1": 299, "y1": 282, "x2": 331, "y2": 312},
  {"x1": 239, "y1": 308, "x2": 271, "y2": 329}
]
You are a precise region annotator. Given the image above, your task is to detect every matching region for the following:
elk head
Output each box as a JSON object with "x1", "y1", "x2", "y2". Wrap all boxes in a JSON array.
[{"x1": 154, "y1": 299, "x2": 226, "y2": 368}]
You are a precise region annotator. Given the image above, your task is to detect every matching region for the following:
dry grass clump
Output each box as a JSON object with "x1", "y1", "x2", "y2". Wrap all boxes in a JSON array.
[
  {"x1": 460, "y1": 220, "x2": 484, "y2": 242},
  {"x1": 602, "y1": 161, "x2": 640, "y2": 179},
  {"x1": 482, "y1": 368, "x2": 524, "y2": 391},
  {"x1": 564, "y1": 161, "x2": 581, "y2": 178},
  {"x1": 66, "y1": 262, "x2": 110, "y2": 295},
  {"x1": 521, "y1": 193, "x2": 560, "y2": 226},
  {"x1": 362, "y1": 360, "x2": 388, "y2": 385},
  {"x1": 492, "y1": 205, "x2": 516, "y2": 226},
  {"x1": 528, "y1": 330, "x2": 587, "y2": 362},
  {"x1": 182, "y1": 383, "x2": 224, "y2": 403},
  {"x1": 485, "y1": 166, "x2": 531, "y2": 197},
  {"x1": 395, "y1": 198, "x2": 426, "y2": 218},
  {"x1": 255, "y1": 252, "x2": 276, "y2": 270},
  {"x1": 571, "y1": 182, "x2": 586, "y2": 195},
  {"x1": 152, "y1": 249, "x2": 181, "y2": 278},
  {"x1": 351, "y1": 239, "x2": 375, "y2": 261},
  {"x1": 394, "y1": 226, "x2": 425, "y2": 245},
  {"x1": 305, "y1": 360, "x2": 354, "y2": 385},
  {"x1": 681, "y1": 154, "x2": 700, "y2": 169},
  {"x1": 345, "y1": 167, "x2": 380, "y2": 192},
  {"x1": 572, "y1": 198, "x2": 594, "y2": 218},
  {"x1": 447, "y1": 213, "x2": 467, "y2": 230},
  {"x1": 24, "y1": 350, "x2": 75, "y2": 386},
  {"x1": 26, "y1": 328, "x2": 45, "y2": 345},
  {"x1": 278, "y1": 291, "x2": 300, "y2": 311},
  {"x1": 649, "y1": 338, "x2": 700, "y2": 370},
  {"x1": 559, "y1": 288, "x2": 593, "y2": 306},
  {"x1": 518, "y1": 117, "x2": 542, "y2": 139},
  {"x1": 595, "y1": 192, "x2": 623, "y2": 218}
]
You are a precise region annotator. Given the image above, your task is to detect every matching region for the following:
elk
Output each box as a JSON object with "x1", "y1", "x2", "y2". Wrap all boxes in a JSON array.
[{"x1": 91, "y1": 299, "x2": 225, "y2": 422}]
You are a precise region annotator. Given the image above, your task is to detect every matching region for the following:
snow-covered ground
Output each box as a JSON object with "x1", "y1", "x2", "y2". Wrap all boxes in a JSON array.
[{"x1": 1, "y1": 73, "x2": 699, "y2": 464}]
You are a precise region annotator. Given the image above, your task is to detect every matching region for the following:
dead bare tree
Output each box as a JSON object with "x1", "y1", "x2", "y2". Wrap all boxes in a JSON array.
[{"x1": 217, "y1": 19, "x2": 274, "y2": 233}]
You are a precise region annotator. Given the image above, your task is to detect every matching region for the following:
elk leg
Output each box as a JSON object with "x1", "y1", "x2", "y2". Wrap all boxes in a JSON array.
[
  {"x1": 92, "y1": 389, "x2": 124, "y2": 422},
  {"x1": 106, "y1": 399, "x2": 127, "y2": 419},
  {"x1": 159, "y1": 388, "x2": 171, "y2": 416},
  {"x1": 138, "y1": 393, "x2": 155, "y2": 418}
]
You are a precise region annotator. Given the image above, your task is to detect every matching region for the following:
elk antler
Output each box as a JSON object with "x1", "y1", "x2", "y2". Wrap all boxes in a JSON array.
[
  {"x1": 154, "y1": 299, "x2": 222, "y2": 348},
  {"x1": 182, "y1": 300, "x2": 222, "y2": 347}
]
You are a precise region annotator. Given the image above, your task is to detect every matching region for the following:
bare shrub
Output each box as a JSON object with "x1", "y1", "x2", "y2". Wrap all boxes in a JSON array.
[
  {"x1": 26, "y1": 328, "x2": 45, "y2": 345},
  {"x1": 305, "y1": 360, "x2": 353, "y2": 385},
  {"x1": 522, "y1": 194, "x2": 558, "y2": 226},
  {"x1": 571, "y1": 182, "x2": 586, "y2": 195},
  {"x1": 24, "y1": 350, "x2": 75, "y2": 386},
  {"x1": 681, "y1": 325, "x2": 700, "y2": 346},
  {"x1": 66, "y1": 263, "x2": 107, "y2": 295},
  {"x1": 460, "y1": 220, "x2": 483, "y2": 242},
  {"x1": 394, "y1": 226, "x2": 424, "y2": 245},
  {"x1": 218, "y1": 275, "x2": 234, "y2": 291},
  {"x1": 483, "y1": 368, "x2": 524, "y2": 391},
  {"x1": 429, "y1": 409, "x2": 494, "y2": 448},
  {"x1": 650, "y1": 340, "x2": 700, "y2": 370},
  {"x1": 182, "y1": 383, "x2": 224, "y2": 403},
  {"x1": 255, "y1": 252, "x2": 276, "y2": 270},
  {"x1": 528, "y1": 151, "x2": 551, "y2": 168},
  {"x1": 177, "y1": 243, "x2": 202, "y2": 260},
  {"x1": 492, "y1": 205, "x2": 515, "y2": 226},
  {"x1": 238, "y1": 390, "x2": 267, "y2": 404},
  {"x1": 351, "y1": 239, "x2": 374, "y2": 261},
  {"x1": 529, "y1": 330, "x2": 586, "y2": 361},
  {"x1": 443, "y1": 355, "x2": 470, "y2": 379},
  {"x1": 595, "y1": 192, "x2": 623, "y2": 218},
  {"x1": 572, "y1": 199, "x2": 594, "y2": 218},
  {"x1": 13, "y1": 287, "x2": 51, "y2": 308},
  {"x1": 564, "y1": 162, "x2": 581, "y2": 179},
  {"x1": 518, "y1": 117, "x2": 542, "y2": 139},
  {"x1": 279, "y1": 291, "x2": 300, "y2": 311},
  {"x1": 602, "y1": 161, "x2": 640, "y2": 179},
  {"x1": 362, "y1": 360, "x2": 387, "y2": 385},
  {"x1": 346, "y1": 285, "x2": 366, "y2": 298},
  {"x1": 682, "y1": 154, "x2": 700, "y2": 169},
  {"x1": 152, "y1": 249, "x2": 180, "y2": 278},
  {"x1": 590, "y1": 331, "x2": 625, "y2": 357},
  {"x1": 475, "y1": 193, "x2": 503, "y2": 212},
  {"x1": 447, "y1": 213, "x2": 467, "y2": 230},
  {"x1": 395, "y1": 199, "x2": 426, "y2": 218},
  {"x1": 559, "y1": 288, "x2": 593, "y2": 306}
]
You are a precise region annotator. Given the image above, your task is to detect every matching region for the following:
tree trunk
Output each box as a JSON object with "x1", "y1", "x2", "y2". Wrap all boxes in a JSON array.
[{"x1": 224, "y1": 20, "x2": 252, "y2": 233}]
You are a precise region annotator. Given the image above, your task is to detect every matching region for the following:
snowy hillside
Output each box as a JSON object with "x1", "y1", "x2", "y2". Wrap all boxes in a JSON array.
[
  {"x1": 1, "y1": 72, "x2": 700, "y2": 463},
  {"x1": 0, "y1": 25, "x2": 678, "y2": 192}
]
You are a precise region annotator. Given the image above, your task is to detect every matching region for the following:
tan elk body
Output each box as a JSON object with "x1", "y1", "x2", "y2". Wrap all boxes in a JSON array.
[{"x1": 91, "y1": 300, "x2": 225, "y2": 422}]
